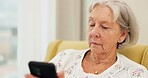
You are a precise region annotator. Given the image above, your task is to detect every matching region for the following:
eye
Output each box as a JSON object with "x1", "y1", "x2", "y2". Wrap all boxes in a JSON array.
[
  {"x1": 89, "y1": 21, "x2": 95, "y2": 27},
  {"x1": 102, "y1": 26, "x2": 108, "y2": 29},
  {"x1": 101, "y1": 24, "x2": 110, "y2": 29},
  {"x1": 90, "y1": 24, "x2": 95, "y2": 27}
]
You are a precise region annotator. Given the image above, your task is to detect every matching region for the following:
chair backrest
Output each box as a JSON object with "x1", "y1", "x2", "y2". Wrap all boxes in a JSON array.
[{"x1": 45, "y1": 40, "x2": 148, "y2": 69}]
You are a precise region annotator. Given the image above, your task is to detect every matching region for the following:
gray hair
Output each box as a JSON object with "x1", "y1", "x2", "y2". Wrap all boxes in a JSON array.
[{"x1": 89, "y1": 0, "x2": 139, "y2": 49}]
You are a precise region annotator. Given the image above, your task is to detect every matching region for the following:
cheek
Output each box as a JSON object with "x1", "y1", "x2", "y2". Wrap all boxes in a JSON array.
[
  {"x1": 87, "y1": 31, "x2": 91, "y2": 39},
  {"x1": 102, "y1": 31, "x2": 120, "y2": 44},
  {"x1": 88, "y1": 32, "x2": 91, "y2": 43},
  {"x1": 87, "y1": 32, "x2": 92, "y2": 47},
  {"x1": 100, "y1": 33, "x2": 120, "y2": 51}
]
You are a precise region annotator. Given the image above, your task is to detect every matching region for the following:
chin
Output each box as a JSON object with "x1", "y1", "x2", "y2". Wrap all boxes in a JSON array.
[{"x1": 90, "y1": 45, "x2": 102, "y2": 50}]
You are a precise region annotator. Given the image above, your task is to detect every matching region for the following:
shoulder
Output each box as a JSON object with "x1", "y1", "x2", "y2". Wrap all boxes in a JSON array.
[
  {"x1": 57, "y1": 49, "x2": 87, "y2": 58},
  {"x1": 49, "y1": 49, "x2": 88, "y2": 71},
  {"x1": 118, "y1": 53, "x2": 146, "y2": 69},
  {"x1": 118, "y1": 53, "x2": 148, "y2": 77},
  {"x1": 50, "y1": 49, "x2": 86, "y2": 62}
]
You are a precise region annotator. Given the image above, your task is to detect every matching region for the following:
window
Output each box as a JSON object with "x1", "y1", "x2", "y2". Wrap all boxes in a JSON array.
[{"x1": 0, "y1": 0, "x2": 18, "y2": 78}]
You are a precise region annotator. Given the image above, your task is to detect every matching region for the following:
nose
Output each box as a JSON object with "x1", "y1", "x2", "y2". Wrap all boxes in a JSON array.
[{"x1": 90, "y1": 26, "x2": 100, "y2": 38}]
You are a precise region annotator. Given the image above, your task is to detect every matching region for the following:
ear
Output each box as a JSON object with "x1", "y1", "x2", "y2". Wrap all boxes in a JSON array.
[{"x1": 118, "y1": 30, "x2": 129, "y2": 43}]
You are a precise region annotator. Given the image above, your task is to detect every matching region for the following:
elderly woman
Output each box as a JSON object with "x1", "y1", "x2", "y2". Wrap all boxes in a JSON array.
[{"x1": 25, "y1": 0, "x2": 148, "y2": 78}]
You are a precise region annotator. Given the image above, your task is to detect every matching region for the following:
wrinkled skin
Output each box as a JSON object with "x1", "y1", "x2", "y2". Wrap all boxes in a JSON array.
[{"x1": 88, "y1": 5, "x2": 128, "y2": 58}]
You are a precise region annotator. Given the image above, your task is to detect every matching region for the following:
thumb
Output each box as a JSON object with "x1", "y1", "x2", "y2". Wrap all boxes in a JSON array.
[{"x1": 57, "y1": 71, "x2": 64, "y2": 78}]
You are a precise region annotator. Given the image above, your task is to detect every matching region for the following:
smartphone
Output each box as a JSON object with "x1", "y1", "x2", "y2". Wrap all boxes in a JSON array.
[{"x1": 28, "y1": 61, "x2": 58, "y2": 78}]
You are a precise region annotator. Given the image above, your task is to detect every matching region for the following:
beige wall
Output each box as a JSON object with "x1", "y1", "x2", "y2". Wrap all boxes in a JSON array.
[
  {"x1": 56, "y1": 0, "x2": 81, "y2": 40},
  {"x1": 82, "y1": 0, "x2": 148, "y2": 44},
  {"x1": 124, "y1": 0, "x2": 148, "y2": 44}
]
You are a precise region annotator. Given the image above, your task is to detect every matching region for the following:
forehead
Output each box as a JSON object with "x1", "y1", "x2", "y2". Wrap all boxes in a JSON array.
[{"x1": 89, "y1": 5, "x2": 113, "y2": 23}]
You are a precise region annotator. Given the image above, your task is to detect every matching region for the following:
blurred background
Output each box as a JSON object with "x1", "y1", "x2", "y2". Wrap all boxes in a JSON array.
[
  {"x1": 0, "y1": 0, "x2": 147, "y2": 78},
  {"x1": 0, "y1": 0, "x2": 17, "y2": 78}
]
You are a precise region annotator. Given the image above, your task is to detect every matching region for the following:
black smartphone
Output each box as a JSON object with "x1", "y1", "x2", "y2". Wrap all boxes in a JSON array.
[{"x1": 28, "y1": 61, "x2": 58, "y2": 78}]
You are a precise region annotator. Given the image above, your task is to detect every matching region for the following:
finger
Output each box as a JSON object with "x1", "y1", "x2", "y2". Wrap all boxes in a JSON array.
[
  {"x1": 57, "y1": 71, "x2": 64, "y2": 78},
  {"x1": 25, "y1": 74, "x2": 38, "y2": 78}
]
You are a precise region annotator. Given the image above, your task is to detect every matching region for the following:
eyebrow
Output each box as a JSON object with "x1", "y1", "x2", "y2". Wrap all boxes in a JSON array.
[{"x1": 88, "y1": 16, "x2": 94, "y2": 22}]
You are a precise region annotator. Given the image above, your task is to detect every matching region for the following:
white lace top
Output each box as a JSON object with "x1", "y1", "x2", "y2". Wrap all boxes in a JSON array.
[{"x1": 50, "y1": 49, "x2": 148, "y2": 78}]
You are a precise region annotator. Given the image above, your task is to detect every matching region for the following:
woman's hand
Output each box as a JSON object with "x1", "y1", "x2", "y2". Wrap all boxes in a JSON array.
[
  {"x1": 57, "y1": 71, "x2": 64, "y2": 78},
  {"x1": 25, "y1": 71, "x2": 64, "y2": 78},
  {"x1": 25, "y1": 74, "x2": 38, "y2": 78}
]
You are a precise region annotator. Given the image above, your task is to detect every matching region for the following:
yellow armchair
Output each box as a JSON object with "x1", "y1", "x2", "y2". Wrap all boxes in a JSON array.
[{"x1": 45, "y1": 40, "x2": 148, "y2": 69}]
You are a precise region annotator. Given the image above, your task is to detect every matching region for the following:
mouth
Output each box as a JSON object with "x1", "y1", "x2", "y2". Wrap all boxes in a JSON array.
[{"x1": 90, "y1": 42, "x2": 101, "y2": 46}]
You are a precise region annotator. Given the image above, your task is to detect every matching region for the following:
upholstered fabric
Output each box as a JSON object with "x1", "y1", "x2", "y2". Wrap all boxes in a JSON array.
[{"x1": 45, "y1": 40, "x2": 148, "y2": 69}]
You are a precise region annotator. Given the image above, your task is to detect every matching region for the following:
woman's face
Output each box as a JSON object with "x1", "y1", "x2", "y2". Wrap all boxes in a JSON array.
[{"x1": 88, "y1": 5, "x2": 127, "y2": 53}]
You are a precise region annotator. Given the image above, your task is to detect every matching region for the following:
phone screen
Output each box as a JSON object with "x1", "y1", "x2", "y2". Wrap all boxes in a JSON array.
[{"x1": 29, "y1": 61, "x2": 58, "y2": 78}]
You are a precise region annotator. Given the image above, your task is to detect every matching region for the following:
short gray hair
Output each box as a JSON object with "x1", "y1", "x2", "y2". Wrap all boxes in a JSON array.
[{"x1": 89, "y1": 0, "x2": 139, "y2": 49}]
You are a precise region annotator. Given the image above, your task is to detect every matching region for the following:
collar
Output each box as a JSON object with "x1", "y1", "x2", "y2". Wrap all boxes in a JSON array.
[
  {"x1": 83, "y1": 49, "x2": 125, "y2": 77},
  {"x1": 107, "y1": 53, "x2": 125, "y2": 77}
]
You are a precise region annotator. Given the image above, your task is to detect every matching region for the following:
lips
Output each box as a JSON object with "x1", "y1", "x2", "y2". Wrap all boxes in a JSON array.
[
  {"x1": 89, "y1": 42, "x2": 101, "y2": 46},
  {"x1": 91, "y1": 42, "x2": 99, "y2": 45}
]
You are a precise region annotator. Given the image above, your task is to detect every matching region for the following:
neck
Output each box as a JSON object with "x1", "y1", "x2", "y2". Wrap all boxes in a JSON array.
[{"x1": 89, "y1": 50, "x2": 117, "y2": 64}]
